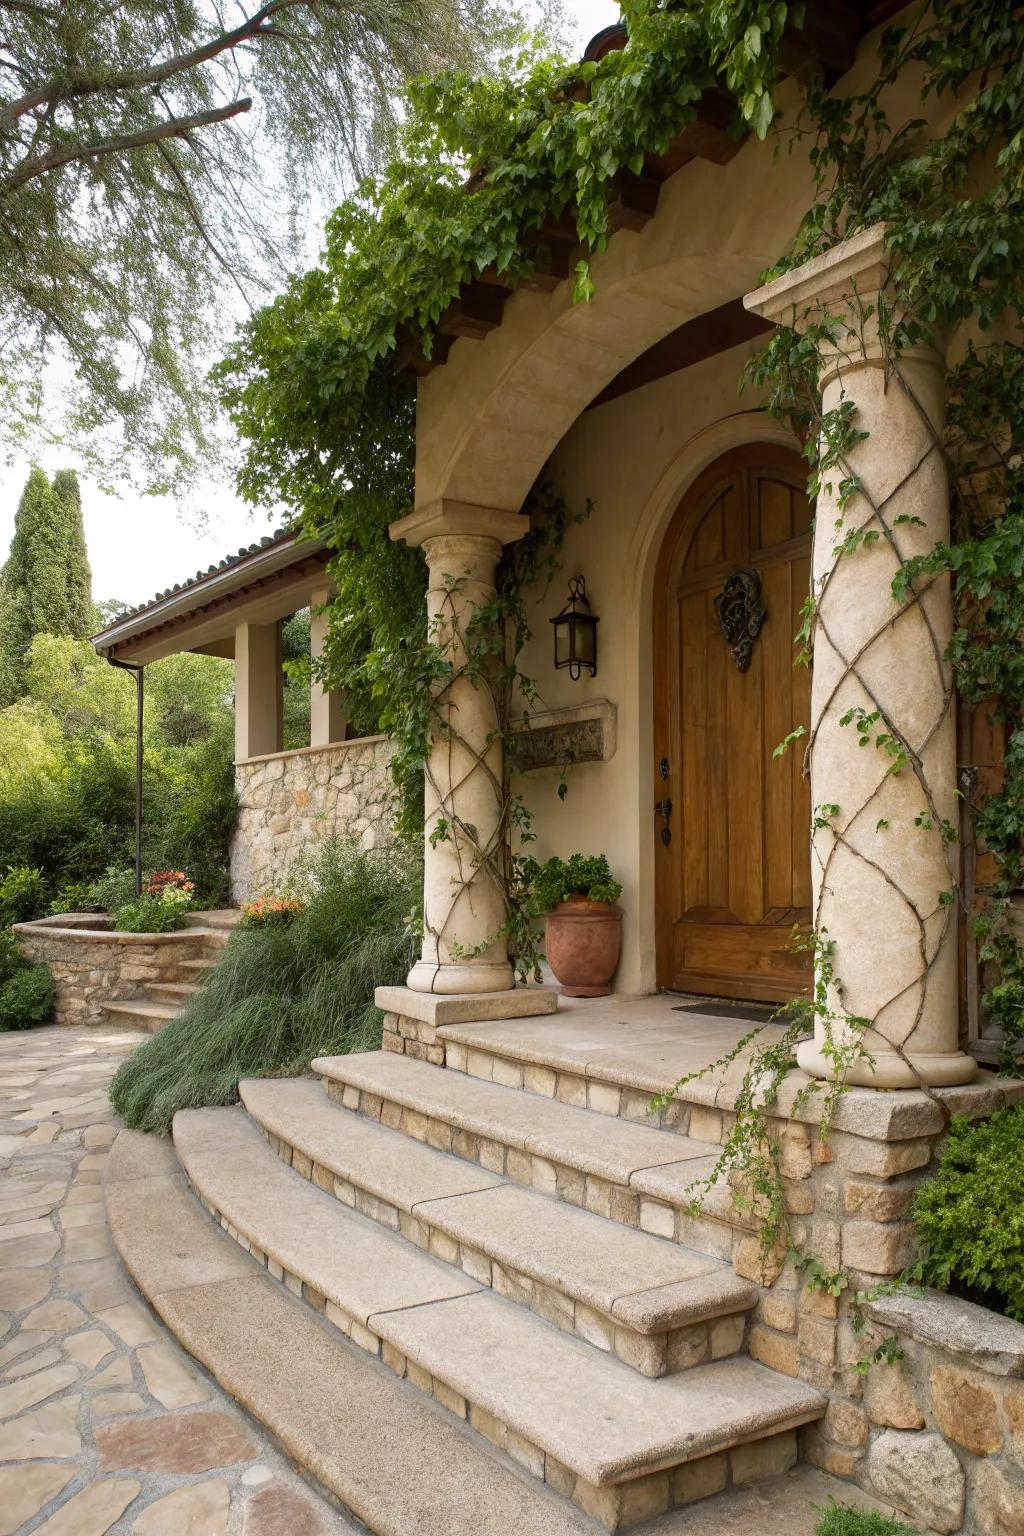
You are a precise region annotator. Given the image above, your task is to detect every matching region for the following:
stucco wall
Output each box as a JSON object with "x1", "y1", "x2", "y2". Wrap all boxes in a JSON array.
[{"x1": 230, "y1": 736, "x2": 396, "y2": 902}]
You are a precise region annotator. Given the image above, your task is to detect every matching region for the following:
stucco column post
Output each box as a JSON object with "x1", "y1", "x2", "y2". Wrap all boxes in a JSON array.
[
  {"x1": 745, "y1": 224, "x2": 976, "y2": 1089},
  {"x1": 309, "y1": 584, "x2": 347, "y2": 747},
  {"x1": 235, "y1": 620, "x2": 283, "y2": 762},
  {"x1": 390, "y1": 501, "x2": 530, "y2": 995}
]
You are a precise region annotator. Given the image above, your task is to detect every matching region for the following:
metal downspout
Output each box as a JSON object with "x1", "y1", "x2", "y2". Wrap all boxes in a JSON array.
[{"x1": 106, "y1": 656, "x2": 144, "y2": 898}]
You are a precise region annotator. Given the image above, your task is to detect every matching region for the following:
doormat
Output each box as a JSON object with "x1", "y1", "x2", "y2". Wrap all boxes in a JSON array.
[{"x1": 672, "y1": 1000, "x2": 781, "y2": 1025}]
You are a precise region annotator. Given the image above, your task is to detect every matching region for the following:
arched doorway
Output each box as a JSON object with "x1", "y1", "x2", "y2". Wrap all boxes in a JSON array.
[{"x1": 653, "y1": 443, "x2": 812, "y2": 1003}]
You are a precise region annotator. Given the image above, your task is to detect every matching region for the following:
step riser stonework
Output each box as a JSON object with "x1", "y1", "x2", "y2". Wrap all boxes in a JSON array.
[
  {"x1": 187, "y1": 1172, "x2": 800, "y2": 1533},
  {"x1": 262, "y1": 1124, "x2": 747, "y2": 1377},
  {"x1": 446, "y1": 1039, "x2": 690, "y2": 1133},
  {"x1": 325, "y1": 1077, "x2": 777, "y2": 1279}
]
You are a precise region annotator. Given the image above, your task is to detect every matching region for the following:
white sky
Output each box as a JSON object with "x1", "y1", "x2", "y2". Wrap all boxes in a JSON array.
[{"x1": 0, "y1": 0, "x2": 620, "y2": 609}]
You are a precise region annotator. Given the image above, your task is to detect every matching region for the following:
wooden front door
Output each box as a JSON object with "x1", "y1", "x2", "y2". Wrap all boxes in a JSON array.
[{"x1": 654, "y1": 444, "x2": 812, "y2": 1003}]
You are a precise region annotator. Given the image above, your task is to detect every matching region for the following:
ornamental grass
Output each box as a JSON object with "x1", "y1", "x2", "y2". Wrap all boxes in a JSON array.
[{"x1": 109, "y1": 839, "x2": 418, "y2": 1133}]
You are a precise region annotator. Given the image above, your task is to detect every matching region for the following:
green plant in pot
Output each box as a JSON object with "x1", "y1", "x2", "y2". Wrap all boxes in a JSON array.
[{"x1": 523, "y1": 854, "x2": 623, "y2": 998}]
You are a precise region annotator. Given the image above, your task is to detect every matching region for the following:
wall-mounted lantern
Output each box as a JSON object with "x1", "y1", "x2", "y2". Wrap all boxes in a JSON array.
[{"x1": 551, "y1": 575, "x2": 598, "y2": 681}]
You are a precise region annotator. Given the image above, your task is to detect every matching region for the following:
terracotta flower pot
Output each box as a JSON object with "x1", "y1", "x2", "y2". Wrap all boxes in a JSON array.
[{"x1": 545, "y1": 896, "x2": 622, "y2": 997}]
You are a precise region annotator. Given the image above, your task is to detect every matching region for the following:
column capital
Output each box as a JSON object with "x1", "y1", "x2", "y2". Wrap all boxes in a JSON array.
[
  {"x1": 390, "y1": 498, "x2": 529, "y2": 548},
  {"x1": 743, "y1": 222, "x2": 892, "y2": 331}
]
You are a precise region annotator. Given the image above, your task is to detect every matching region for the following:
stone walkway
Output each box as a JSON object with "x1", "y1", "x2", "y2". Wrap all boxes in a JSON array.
[{"x1": 0, "y1": 1025, "x2": 356, "y2": 1536}]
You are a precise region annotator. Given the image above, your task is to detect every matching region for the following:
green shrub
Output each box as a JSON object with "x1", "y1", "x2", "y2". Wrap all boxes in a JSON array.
[
  {"x1": 113, "y1": 886, "x2": 192, "y2": 933},
  {"x1": 0, "y1": 864, "x2": 48, "y2": 924},
  {"x1": 49, "y1": 879, "x2": 100, "y2": 915},
  {"x1": 815, "y1": 1503, "x2": 921, "y2": 1536},
  {"x1": 913, "y1": 1106, "x2": 1024, "y2": 1322},
  {"x1": 0, "y1": 961, "x2": 55, "y2": 1030},
  {"x1": 90, "y1": 866, "x2": 138, "y2": 913},
  {"x1": 0, "y1": 928, "x2": 23, "y2": 984},
  {"x1": 110, "y1": 840, "x2": 419, "y2": 1133},
  {"x1": 520, "y1": 853, "x2": 623, "y2": 914}
]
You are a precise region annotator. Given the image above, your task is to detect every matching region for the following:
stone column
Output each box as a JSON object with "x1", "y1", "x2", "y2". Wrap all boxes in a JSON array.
[
  {"x1": 745, "y1": 224, "x2": 976, "y2": 1088},
  {"x1": 309, "y1": 584, "x2": 347, "y2": 747},
  {"x1": 234, "y1": 620, "x2": 283, "y2": 762},
  {"x1": 390, "y1": 502, "x2": 531, "y2": 995}
]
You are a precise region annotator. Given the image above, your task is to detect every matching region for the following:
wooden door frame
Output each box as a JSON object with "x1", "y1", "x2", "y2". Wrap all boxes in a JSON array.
[{"x1": 652, "y1": 441, "x2": 810, "y2": 996}]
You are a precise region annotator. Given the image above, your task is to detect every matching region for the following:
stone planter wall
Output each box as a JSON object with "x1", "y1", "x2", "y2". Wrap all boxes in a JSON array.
[
  {"x1": 14, "y1": 916, "x2": 212, "y2": 1026},
  {"x1": 847, "y1": 1291, "x2": 1024, "y2": 1535},
  {"x1": 230, "y1": 737, "x2": 396, "y2": 903}
]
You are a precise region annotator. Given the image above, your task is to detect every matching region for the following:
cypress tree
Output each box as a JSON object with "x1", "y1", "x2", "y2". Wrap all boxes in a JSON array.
[
  {"x1": 0, "y1": 467, "x2": 94, "y2": 706},
  {"x1": 50, "y1": 471, "x2": 94, "y2": 640}
]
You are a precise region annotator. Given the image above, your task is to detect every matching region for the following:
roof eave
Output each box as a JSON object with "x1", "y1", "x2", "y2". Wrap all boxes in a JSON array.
[{"x1": 91, "y1": 531, "x2": 328, "y2": 655}]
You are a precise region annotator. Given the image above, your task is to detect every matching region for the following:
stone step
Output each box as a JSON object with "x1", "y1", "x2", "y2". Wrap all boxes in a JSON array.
[
  {"x1": 179, "y1": 956, "x2": 219, "y2": 973},
  {"x1": 313, "y1": 1051, "x2": 745, "y2": 1253},
  {"x1": 171, "y1": 1107, "x2": 824, "y2": 1529},
  {"x1": 185, "y1": 927, "x2": 232, "y2": 948},
  {"x1": 100, "y1": 999, "x2": 181, "y2": 1033},
  {"x1": 184, "y1": 908, "x2": 241, "y2": 931},
  {"x1": 240, "y1": 1077, "x2": 758, "y2": 1376},
  {"x1": 105, "y1": 1128, "x2": 601, "y2": 1536},
  {"x1": 149, "y1": 981, "x2": 201, "y2": 1001}
]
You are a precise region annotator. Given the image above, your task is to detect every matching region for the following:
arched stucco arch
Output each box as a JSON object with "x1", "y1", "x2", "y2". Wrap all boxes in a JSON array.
[{"x1": 413, "y1": 82, "x2": 816, "y2": 519}]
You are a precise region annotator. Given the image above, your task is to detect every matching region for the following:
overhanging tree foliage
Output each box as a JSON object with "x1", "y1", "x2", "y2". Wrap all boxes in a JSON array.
[
  {"x1": 0, "y1": 465, "x2": 93, "y2": 705},
  {"x1": 0, "y1": 0, "x2": 525, "y2": 491}
]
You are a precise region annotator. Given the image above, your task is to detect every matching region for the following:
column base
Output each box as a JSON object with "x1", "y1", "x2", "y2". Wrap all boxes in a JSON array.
[
  {"x1": 797, "y1": 1038, "x2": 978, "y2": 1090},
  {"x1": 406, "y1": 958, "x2": 516, "y2": 995},
  {"x1": 376, "y1": 984, "x2": 558, "y2": 1026}
]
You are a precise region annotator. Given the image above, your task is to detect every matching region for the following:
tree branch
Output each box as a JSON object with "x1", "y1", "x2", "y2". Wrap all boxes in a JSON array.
[
  {"x1": 0, "y1": 0, "x2": 312, "y2": 126},
  {"x1": 2, "y1": 98, "x2": 252, "y2": 191}
]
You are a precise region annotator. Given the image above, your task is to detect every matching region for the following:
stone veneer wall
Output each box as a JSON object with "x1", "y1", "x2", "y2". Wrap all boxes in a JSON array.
[
  {"x1": 230, "y1": 736, "x2": 396, "y2": 903},
  {"x1": 382, "y1": 1007, "x2": 1024, "y2": 1534},
  {"x1": 14, "y1": 915, "x2": 209, "y2": 1026},
  {"x1": 851, "y1": 1290, "x2": 1024, "y2": 1535}
]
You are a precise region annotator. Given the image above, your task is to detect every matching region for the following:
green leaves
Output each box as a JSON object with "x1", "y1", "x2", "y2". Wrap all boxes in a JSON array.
[
  {"x1": 773, "y1": 724, "x2": 807, "y2": 758},
  {"x1": 914, "y1": 1107, "x2": 1024, "y2": 1321}
]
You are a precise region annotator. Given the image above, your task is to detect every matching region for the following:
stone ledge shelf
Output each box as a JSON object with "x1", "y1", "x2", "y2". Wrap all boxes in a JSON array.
[
  {"x1": 510, "y1": 699, "x2": 618, "y2": 772},
  {"x1": 864, "y1": 1289, "x2": 1024, "y2": 1378},
  {"x1": 233, "y1": 732, "x2": 390, "y2": 769}
]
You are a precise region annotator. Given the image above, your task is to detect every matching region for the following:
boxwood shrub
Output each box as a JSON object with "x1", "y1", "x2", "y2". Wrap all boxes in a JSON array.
[
  {"x1": 913, "y1": 1106, "x2": 1024, "y2": 1322},
  {"x1": 0, "y1": 928, "x2": 55, "y2": 1030}
]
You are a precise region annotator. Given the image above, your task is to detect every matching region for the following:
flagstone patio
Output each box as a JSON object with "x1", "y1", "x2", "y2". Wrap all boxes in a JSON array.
[{"x1": 0, "y1": 1025, "x2": 354, "y2": 1535}]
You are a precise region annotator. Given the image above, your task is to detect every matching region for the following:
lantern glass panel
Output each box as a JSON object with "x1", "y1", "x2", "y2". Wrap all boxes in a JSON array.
[
  {"x1": 554, "y1": 619, "x2": 571, "y2": 668},
  {"x1": 574, "y1": 617, "x2": 596, "y2": 668}
]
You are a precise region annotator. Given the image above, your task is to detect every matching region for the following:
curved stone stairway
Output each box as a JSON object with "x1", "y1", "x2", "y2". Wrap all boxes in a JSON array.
[{"x1": 106, "y1": 1041, "x2": 826, "y2": 1534}]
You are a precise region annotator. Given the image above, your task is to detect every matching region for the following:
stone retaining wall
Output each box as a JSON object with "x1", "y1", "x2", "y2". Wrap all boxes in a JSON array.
[
  {"x1": 14, "y1": 916, "x2": 210, "y2": 1026},
  {"x1": 848, "y1": 1291, "x2": 1024, "y2": 1535},
  {"x1": 230, "y1": 737, "x2": 396, "y2": 902}
]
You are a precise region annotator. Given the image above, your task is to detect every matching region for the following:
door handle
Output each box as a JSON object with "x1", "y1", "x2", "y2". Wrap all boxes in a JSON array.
[{"x1": 655, "y1": 798, "x2": 673, "y2": 846}]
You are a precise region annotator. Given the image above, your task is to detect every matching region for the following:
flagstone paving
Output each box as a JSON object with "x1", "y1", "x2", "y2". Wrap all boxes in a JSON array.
[{"x1": 0, "y1": 1026, "x2": 356, "y2": 1535}]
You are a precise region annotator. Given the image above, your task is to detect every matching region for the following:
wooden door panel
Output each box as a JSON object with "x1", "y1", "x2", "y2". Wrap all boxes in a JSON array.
[
  {"x1": 762, "y1": 557, "x2": 795, "y2": 912},
  {"x1": 654, "y1": 445, "x2": 812, "y2": 1002},
  {"x1": 725, "y1": 614, "x2": 764, "y2": 924}
]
